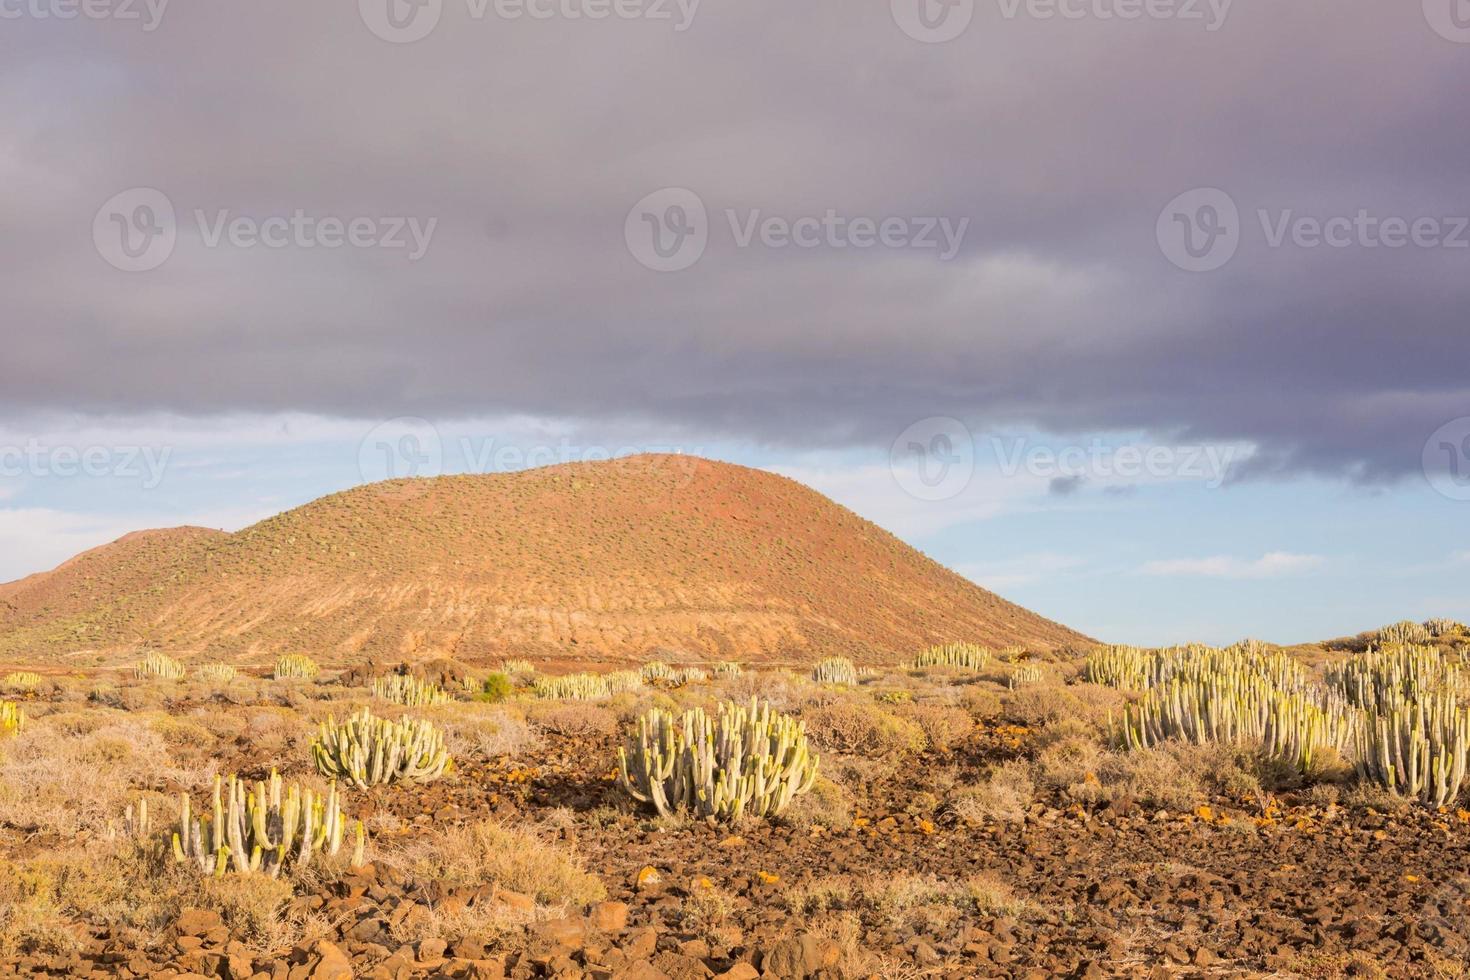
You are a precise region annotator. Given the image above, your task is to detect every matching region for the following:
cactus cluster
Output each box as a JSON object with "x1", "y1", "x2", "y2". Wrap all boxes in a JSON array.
[
  {"x1": 273, "y1": 654, "x2": 319, "y2": 680},
  {"x1": 1326, "y1": 645, "x2": 1462, "y2": 713},
  {"x1": 641, "y1": 661, "x2": 677, "y2": 684},
  {"x1": 1, "y1": 701, "x2": 23, "y2": 735},
  {"x1": 910, "y1": 643, "x2": 991, "y2": 671},
  {"x1": 672, "y1": 667, "x2": 709, "y2": 686},
  {"x1": 1379, "y1": 620, "x2": 1432, "y2": 645},
  {"x1": 3, "y1": 671, "x2": 42, "y2": 691},
  {"x1": 1109, "y1": 645, "x2": 1348, "y2": 774},
  {"x1": 135, "y1": 652, "x2": 185, "y2": 680},
  {"x1": 168, "y1": 771, "x2": 363, "y2": 877},
  {"x1": 714, "y1": 661, "x2": 743, "y2": 678},
  {"x1": 617, "y1": 697, "x2": 820, "y2": 823},
  {"x1": 1352, "y1": 691, "x2": 1470, "y2": 807},
  {"x1": 605, "y1": 670, "x2": 645, "y2": 694},
  {"x1": 1008, "y1": 665, "x2": 1044, "y2": 689},
  {"x1": 812, "y1": 657, "x2": 859, "y2": 686},
  {"x1": 500, "y1": 658, "x2": 536, "y2": 675},
  {"x1": 371, "y1": 674, "x2": 450, "y2": 707},
  {"x1": 535, "y1": 672, "x2": 613, "y2": 700},
  {"x1": 1425, "y1": 618, "x2": 1467, "y2": 639},
  {"x1": 195, "y1": 663, "x2": 236, "y2": 684},
  {"x1": 311, "y1": 707, "x2": 452, "y2": 788}
]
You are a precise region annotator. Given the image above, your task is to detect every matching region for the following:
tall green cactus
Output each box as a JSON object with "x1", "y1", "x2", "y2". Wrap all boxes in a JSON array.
[
  {"x1": 3, "y1": 671, "x2": 42, "y2": 691},
  {"x1": 135, "y1": 652, "x2": 185, "y2": 680},
  {"x1": 910, "y1": 643, "x2": 991, "y2": 671},
  {"x1": 641, "y1": 661, "x2": 676, "y2": 683},
  {"x1": 274, "y1": 654, "x2": 319, "y2": 680},
  {"x1": 195, "y1": 663, "x2": 236, "y2": 684},
  {"x1": 168, "y1": 771, "x2": 363, "y2": 877},
  {"x1": 714, "y1": 661, "x2": 743, "y2": 678},
  {"x1": 617, "y1": 697, "x2": 820, "y2": 823},
  {"x1": 1353, "y1": 692, "x2": 1470, "y2": 807},
  {"x1": 812, "y1": 657, "x2": 858, "y2": 686},
  {"x1": 0, "y1": 701, "x2": 22, "y2": 736},
  {"x1": 311, "y1": 707, "x2": 452, "y2": 788},
  {"x1": 371, "y1": 674, "x2": 449, "y2": 707}
]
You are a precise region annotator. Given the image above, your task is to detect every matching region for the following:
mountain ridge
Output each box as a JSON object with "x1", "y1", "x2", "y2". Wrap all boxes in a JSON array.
[{"x1": 0, "y1": 455, "x2": 1091, "y2": 665}]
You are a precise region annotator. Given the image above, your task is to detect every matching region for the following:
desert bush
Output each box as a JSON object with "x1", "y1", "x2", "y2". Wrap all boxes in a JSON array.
[
  {"x1": 477, "y1": 672, "x2": 514, "y2": 702},
  {"x1": 194, "y1": 663, "x2": 236, "y2": 684},
  {"x1": 617, "y1": 697, "x2": 820, "y2": 823},
  {"x1": 804, "y1": 700, "x2": 927, "y2": 757},
  {"x1": 898, "y1": 703, "x2": 972, "y2": 753},
  {"x1": 311, "y1": 708, "x2": 452, "y2": 787},
  {"x1": 1001, "y1": 683, "x2": 1086, "y2": 728},
  {"x1": 959, "y1": 685, "x2": 1004, "y2": 719},
  {"x1": 526, "y1": 701, "x2": 618, "y2": 739},
  {"x1": 786, "y1": 871, "x2": 1032, "y2": 931},
  {"x1": 952, "y1": 760, "x2": 1034, "y2": 824},
  {"x1": 134, "y1": 652, "x2": 185, "y2": 680},
  {"x1": 381, "y1": 819, "x2": 605, "y2": 908},
  {"x1": 415, "y1": 702, "x2": 540, "y2": 759},
  {"x1": 273, "y1": 654, "x2": 319, "y2": 680},
  {"x1": 0, "y1": 713, "x2": 211, "y2": 835},
  {"x1": 781, "y1": 775, "x2": 854, "y2": 832}
]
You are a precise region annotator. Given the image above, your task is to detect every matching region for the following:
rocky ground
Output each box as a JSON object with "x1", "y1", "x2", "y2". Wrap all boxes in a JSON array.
[{"x1": 3, "y1": 668, "x2": 1469, "y2": 979}]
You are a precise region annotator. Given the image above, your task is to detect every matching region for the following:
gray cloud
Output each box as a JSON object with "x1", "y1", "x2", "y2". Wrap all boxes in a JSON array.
[{"x1": 1, "y1": 1, "x2": 1466, "y2": 482}]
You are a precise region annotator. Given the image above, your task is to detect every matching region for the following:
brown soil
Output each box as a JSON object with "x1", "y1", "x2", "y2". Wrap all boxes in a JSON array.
[{"x1": 0, "y1": 456, "x2": 1089, "y2": 666}]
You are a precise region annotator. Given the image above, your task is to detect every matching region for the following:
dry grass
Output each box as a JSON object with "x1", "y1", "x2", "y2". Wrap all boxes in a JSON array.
[
  {"x1": 377, "y1": 819, "x2": 606, "y2": 909},
  {"x1": 952, "y1": 759, "x2": 1035, "y2": 824},
  {"x1": 784, "y1": 871, "x2": 1034, "y2": 931}
]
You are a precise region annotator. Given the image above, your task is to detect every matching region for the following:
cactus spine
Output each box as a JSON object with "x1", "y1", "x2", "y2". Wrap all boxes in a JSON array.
[
  {"x1": 311, "y1": 707, "x2": 451, "y2": 788},
  {"x1": 617, "y1": 697, "x2": 820, "y2": 823},
  {"x1": 169, "y1": 771, "x2": 363, "y2": 877}
]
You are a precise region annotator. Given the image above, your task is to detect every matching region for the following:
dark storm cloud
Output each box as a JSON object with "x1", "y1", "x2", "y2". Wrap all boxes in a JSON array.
[{"x1": 1, "y1": 0, "x2": 1466, "y2": 481}]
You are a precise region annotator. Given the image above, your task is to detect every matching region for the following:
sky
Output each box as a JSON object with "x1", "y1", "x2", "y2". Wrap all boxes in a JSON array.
[{"x1": 1, "y1": 1, "x2": 1467, "y2": 646}]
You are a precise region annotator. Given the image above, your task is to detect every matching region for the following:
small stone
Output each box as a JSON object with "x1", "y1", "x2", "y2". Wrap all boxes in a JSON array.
[
  {"x1": 590, "y1": 901, "x2": 630, "y2": 932},
  {"x1": 307, "y1": 941, "x2": 351, "y2": 980},
  {"x1": 175, "y1": 909, "x2": 224, "y2": 938}
]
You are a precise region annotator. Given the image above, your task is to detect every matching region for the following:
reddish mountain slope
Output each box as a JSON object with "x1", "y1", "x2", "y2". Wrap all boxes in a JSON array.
[{"x1": 0, "y1": 456, "x2": 1090, "y2": 665}]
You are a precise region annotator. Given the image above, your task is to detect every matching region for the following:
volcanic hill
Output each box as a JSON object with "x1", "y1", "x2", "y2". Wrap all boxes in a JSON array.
[{"x1": 0, "y1": 456, "x2": 1089, "y2": 666}]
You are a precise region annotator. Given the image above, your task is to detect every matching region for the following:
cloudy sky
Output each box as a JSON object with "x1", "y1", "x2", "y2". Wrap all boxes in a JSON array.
[{"x1": 1, "y1": 0, "x2": 1467, "y2": 644}]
